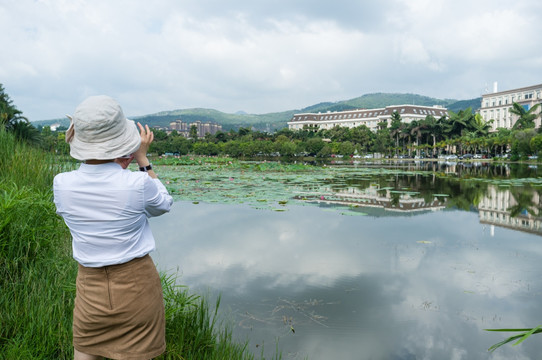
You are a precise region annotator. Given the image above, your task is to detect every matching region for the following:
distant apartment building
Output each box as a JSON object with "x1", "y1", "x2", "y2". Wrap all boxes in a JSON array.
[
  {"x1": 479, "y1": 83, "x2": 542, "y2": 131},
  {"x1": 287, "y1": 104, "x2": 448, "y2": 132},
  {"x1": 169, "y1": 119, "x2": 222, "y2": 138}
]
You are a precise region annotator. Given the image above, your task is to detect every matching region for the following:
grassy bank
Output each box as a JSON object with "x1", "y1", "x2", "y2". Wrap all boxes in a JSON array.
[{"x1": 0, "y1": 129, "x2": 274, "y2": 359}]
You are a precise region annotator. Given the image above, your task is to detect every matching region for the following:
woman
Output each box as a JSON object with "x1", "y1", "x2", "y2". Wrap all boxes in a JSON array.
[{"x1": 54, "y1": 95, "x2": 173, "y2": 360}]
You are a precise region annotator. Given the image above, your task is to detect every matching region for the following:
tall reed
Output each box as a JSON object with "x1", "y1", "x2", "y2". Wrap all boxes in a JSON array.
[{"x1": 0, "y1": 128, "x2": 76, "y2": 358}]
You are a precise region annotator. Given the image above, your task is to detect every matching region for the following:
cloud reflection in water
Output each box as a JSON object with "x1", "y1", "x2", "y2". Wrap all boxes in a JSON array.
[{"x1": 151, "y1": 202, "x2": 542, "y2": 359}]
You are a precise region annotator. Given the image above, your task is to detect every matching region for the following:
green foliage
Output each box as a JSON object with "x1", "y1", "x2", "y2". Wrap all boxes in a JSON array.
[
  {"x1": 0, "y1": 128, "x2": 59, "y2": 190},
  {"x1": 158, "y1": 274, "x2": 260, "y2": 360},
  {"x1": 530, "y1": 135, "x2": 542, "y2": 153},
  {"x1": 338, "y1": 141, "x2": 355, "y2": 156},
  {"x1": 305, "y1": 137, "x2": 326, "y2": 156},
  {"x1": 510, "y1": 103, "x2": 541, "y2": 130},
  {"x1": 0, "y1": 128, "x2": 75, "y2": 358},
  {"x1": 279, "y1": 141, "x2": 297, "y2": 157},
  {"x1": 142, "y1": 108, "x2": 541, "y2": 159},
  {"x1": 316, "y1": 145, "x2": 331, "y2": 158},
  {"x1": 0, "y1": 84, "x2": 41, "y2": 145},
  {"x1": 486, "y1": 326, "x2": 542, "y2": 352},
  {"x1": 0, "y1": 184, "x2": 59, "y2": 273}
]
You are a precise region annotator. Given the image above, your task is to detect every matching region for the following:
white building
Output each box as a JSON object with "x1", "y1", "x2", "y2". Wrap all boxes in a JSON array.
[
  {"x1": 287, "y1": 105, "x2": 448, "y2": 132},
  {"x1": 479, "y1": 83, "x2": 542, "y2": 131}
]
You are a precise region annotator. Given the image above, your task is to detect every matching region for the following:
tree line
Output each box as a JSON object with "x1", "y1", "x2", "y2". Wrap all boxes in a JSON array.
[
  {"x1": 2, "y1": 83, "x2": 541, "y2": 160},
  {"x1": 127, "y1": 103, "x2": 542, "y2": 161}
]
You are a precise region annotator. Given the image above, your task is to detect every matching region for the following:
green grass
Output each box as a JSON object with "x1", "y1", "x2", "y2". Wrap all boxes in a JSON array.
[
  {"x1": 1, "y1": 128, "x2": 75, "y2": 358},
  {"x1": 0, "y1": 129, "x2": 279, "y2": 359}
]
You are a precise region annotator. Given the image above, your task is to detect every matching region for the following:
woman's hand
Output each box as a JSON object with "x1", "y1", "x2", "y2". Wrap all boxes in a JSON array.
[
  {"x1": 134, "y1": 123, "x2": 154, "y2": 166},
  {"x1": 114, "y1": 155, "x2": 135, "y2": 169},
  {"x1": 133, "y1": 123, "x2": 159, "y2": 179}
]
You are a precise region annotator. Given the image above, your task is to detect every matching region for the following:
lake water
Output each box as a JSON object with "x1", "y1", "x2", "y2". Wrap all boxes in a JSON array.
[{"x1": 151, "y1": 161, "x2": 542, "y2": 359}]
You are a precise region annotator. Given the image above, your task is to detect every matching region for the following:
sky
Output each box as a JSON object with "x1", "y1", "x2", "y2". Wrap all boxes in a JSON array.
[{"x1": 2, "y1": 0, "x2": 542, "y2": 121}]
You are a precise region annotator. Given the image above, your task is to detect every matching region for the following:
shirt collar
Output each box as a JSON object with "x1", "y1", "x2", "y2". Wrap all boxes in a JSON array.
[{"x1": 78, "y1": 162, "x2": 123, "y2": 173}]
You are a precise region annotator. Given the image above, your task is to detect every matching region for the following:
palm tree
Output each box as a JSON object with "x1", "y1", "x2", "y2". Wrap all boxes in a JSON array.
[
  {"x1": 0, "y1": 84, "x2": 41, "y2": 145},
  {"x1": 10, "y1": 120, "x2": 41, "y2": 144},
  {"x1": 409, "y1": 120, "x2": 422, "y2": 145},
  {"x1": 445, "y1": 108, "x2": 473, "y2": 139},
  {"x1": 0, "y1": 97, "x2": 27, "y2": 131},
  {"x1": 421, "y1": 115, "x2": 446, "y2": 157},
  {"x1": 510, "y1": 102, "x2": 541, "y2": 130},
  {"x1": 377, "y1": 120, "x2": 388, "y2": 131},
  {"x1": 444, "y1": 108, "x2": 475, "y2": 154},
  {"x1": 409, "y1": 120, "x2": 424, "y2": 156},
  {"x1": 389, "y1": 111, "x2": 402, "y2": 156},
  {"x1": 401, "y1": 124, "x2": 412, "y2": 156},
  {"x1": 420, "y1": 116, "x2": 433, "y2": 145},
  {"x1": 493, "y1": 128, "x2": 513, "y2": 156},
  {"x1": 471, "y1": 113, "x2": 493, "y2": 137},
  {"x1": 507, "y1": 186, "x2": 538, "y2": 218},
  {"x1": 461, "y1": 131, "x2": 478, "y2": 154}
]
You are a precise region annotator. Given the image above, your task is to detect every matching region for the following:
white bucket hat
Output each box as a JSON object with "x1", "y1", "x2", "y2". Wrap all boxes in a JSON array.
[{"x1": 66, "y1": 95, "x2": 141, "y2": 160}]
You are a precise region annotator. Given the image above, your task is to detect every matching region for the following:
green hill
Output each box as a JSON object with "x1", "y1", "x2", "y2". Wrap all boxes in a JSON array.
[
  {"x1": 32, "y1": 93, "x2": 481, "y2": 132},
  {"x1": 132, "y1": 108, "x2": 297, "y2": 132},
  {"x1": 447, "y1": 98, "x2": 482, "y2": 113}
]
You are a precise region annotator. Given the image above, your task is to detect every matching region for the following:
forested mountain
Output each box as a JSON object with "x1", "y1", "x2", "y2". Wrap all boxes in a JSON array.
[{"x1": 32, "y1": 93, "x2": 481, "y2": 132}]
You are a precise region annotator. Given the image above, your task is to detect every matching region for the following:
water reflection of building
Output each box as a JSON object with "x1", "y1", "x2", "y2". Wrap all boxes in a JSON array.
[
  {"x1": 298, "y1": 184, "x2": 447, "y2": 213},
  {"x1": 478, "y1": 185, "x2": 542, "y2": 236}
]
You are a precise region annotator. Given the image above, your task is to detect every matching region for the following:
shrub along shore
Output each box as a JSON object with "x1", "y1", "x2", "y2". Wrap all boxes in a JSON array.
[{"x1": 0, "y1": 128, "x2": 276, "y2": 359}]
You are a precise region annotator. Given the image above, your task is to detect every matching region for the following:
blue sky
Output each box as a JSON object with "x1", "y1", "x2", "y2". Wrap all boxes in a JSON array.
[{"x1": 2, "y1": 0, "x2": 541, "y2": 120}]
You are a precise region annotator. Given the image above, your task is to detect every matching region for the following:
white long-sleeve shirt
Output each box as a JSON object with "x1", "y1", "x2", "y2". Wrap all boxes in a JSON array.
[{"x1": 53, "y1": 162, "x2": 173, "y2": 267}]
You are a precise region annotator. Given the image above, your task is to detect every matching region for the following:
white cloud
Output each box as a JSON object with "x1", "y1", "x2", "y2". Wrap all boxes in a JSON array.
[{"x1": 1, "y1": 0, "x2": 541, "y2": 120}]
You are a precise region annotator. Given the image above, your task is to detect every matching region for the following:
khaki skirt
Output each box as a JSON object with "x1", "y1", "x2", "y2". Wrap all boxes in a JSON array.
[{"x1": 73, "y1": 254, "x2": 165, "y2": 360}]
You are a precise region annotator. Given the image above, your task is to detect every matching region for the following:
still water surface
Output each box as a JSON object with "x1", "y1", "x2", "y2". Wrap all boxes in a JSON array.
[{"x1": 151, "y1": 162, "x2": 542, "y2": 359}]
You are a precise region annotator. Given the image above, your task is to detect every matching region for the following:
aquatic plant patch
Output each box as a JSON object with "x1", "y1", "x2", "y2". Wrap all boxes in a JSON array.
[
  {"x1": 153, "y1": 160, "x2": 435, "y2": 213},
  {"x1": 151, "y1": 158, "x2": 542, "y2": 215}
]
